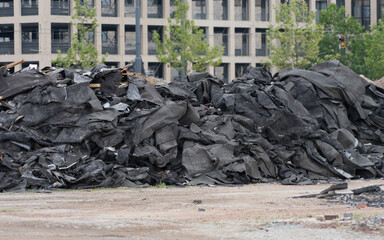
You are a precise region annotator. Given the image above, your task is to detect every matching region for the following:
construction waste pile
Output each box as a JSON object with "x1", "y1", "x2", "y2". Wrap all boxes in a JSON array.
[{"x1": 1, "y1": 60, "x2": 384, "y2": 192}]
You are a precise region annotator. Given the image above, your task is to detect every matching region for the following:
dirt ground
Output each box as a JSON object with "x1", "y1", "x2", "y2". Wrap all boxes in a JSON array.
[{"x1": 0, "y1": 180, "x2": 383, "y2": 240}]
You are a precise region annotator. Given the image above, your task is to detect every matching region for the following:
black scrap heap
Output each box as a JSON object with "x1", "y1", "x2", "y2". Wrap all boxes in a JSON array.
[{"x1": 0, "y1": 60, "x2": 384, "y2": 192}]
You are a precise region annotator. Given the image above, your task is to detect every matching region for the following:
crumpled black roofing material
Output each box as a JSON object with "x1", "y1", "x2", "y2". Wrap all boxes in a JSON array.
[{"x1": 1, "y1": 60, "x2": 384, "y2": 192}]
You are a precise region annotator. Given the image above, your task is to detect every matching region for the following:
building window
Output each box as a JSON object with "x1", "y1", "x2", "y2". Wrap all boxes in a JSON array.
[
  {"x1": 336, "y1": 0, "x2": 345, "y2": 8},
  {"x1": 80, "y1": 24, "x2": 95, "y2": 44},
  {"x1": 148, "y1": 0, "x2": 163, "y2": 18},
  {"x1": 256, "y1": 28, "x2": 268, "y2": 56},
  {"x1": 148, "y1": 26, "x2": 162, "y2": 55},
  {"x1": 192, "y1": 0, "x2": 206, "y2": 20},
  {"x1": 51, "y1": 23, "x2": 70, "y2": 53},
  {"x1": 0, "y1": 62, "x2": 14, "y2": 73},
  {"x1": 378, "y1": 0, "x2": 384, "y2": 21},
  {"x1": 51, "y1": 0, "x2": 70, "y2": 16},
  {"x1": 235, "y1": 28, "x2": 249, "y2": 56},
  {"x1": 255, "y1": 0, "x2": 269, "y2": 21},
  {"x1": 125, "y1": 25, "x2": 136, "y2": 55},
  {"x1": 214, "y1": 63, "x2": 229, "y2": 83},
  {"x1": 0, "y1": 24, "x2": 13, "y2": 55},
  {"x1": 235, "y1": 63, "x2": 249, "y2": 78},
  {"x1": 22, "y1": 0, "x2": 38, "y2": 16},
  {"x1": 102, "y1": 0, "x2": 117, "y2": 17},
  {"x1": 104, "y1": 62, "x2": 119, "y2": 68},
  {"x1": 170, "y1": 0, "x2": 176, "y2": 18},
  {"x1": 235, "y1": 0, "x2": 248, "y2": 21},
  {"x1": 102, "y1": 25, "x2": 118, "y2": 54},
  {"x1": 316, "y1": 0, "x2": 327, "y2": 22},
  {"x1": 125, "y1": 0, "x2": 136, "y2": 17},
  {"x1": 213, "y1": 0, "x2": 228, "y2": 20},
  {"x1": 148, "y1": 62, "x2": 164, "y2": 78},
  {"x1": 22, "y1": 61, "x2": 39, "y2": 69},
  {"x1": 352, "y1": 0, "x2": 370, "y2": 29},
  {"x1": 78, "y1": 0, "x2": 94, "y2": 16},
  {"x1": 22, "y1": 23, "x2": 39, "y2": 54},
  {"x1": 80, "y1": 0, "x2": 94, "y2": 6},
  {"x1": 0, "y1": 0, "x2": 13, "y2": 17},
  {"x1": 214, "y1": 27, "x2": 228, "y2": 56}
]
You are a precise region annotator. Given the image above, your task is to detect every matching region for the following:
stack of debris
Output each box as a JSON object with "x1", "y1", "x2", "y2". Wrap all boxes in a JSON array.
[
  {"x1": 295, "y1": 182, "x2": 384, "y2": 208},
  {"x1": 1, "y1": 60, "x2": 384, "y2": 192}
]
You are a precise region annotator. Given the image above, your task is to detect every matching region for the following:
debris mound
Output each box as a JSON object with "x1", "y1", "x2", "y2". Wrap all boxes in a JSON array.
[{"x1": 1, "y1": 60, "x2": 384, "y2": 192}]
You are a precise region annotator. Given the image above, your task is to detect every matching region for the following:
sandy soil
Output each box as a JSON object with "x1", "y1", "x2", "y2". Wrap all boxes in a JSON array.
[{"x1": 0, "y1": 180, "x2": 383, "y2": 240}]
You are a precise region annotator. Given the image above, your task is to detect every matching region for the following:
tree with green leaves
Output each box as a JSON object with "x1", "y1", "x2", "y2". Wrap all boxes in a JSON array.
[
  {"x1": 52, "y1": 0, "x2": 106, "y2": 69},
  {"x1": 364, "y1": 12, "x2": 384, "y2": 80},
  {"x1": 267, "y1": 0, "x2": 323, "y2": 69},
  {"x1": 318, "y1": 4, "x2": 367, "y2": 76},
  {"x1": 153, "y1": 0, "x2": 223, "y2": 78}
]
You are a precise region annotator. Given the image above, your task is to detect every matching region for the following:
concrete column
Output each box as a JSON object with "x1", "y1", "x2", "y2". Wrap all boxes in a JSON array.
[
  {"x1": 142, "y1": 0, "x2": 148, "y2": 19},
  {"x1": 228, "y1": 0, "x2": 234, "y2": 21},
  {"x1": 371, "y1": 0, "x2": 377, "y2": 24},
  {"x1": 229, "y1": 62, "x2": 235, "y2": 82},
  {"x1": 187, "y1": 0, "x2": 192, "y2": 20},
  {"x1": 142, "y1": 26, "x2": 148, "y2": 57},
  {"x1": 250, "y1": 0, "x2": 256, "y2": 23},
  {"x1": 250, "y1": 28, "x2": 256, "y2": 58},
  {"x1": 207, "y1": 26, "x2": 214, "y2": 73},
  {"x1": 270, "y1": 0, "x2": 278, "y2": 24},
  {"x1": 309, "y1": 0, "x2": 316, "y2": 12},
  {"x1": 207, "y1": 0, "x2": 214, "y2": 21},
  {"x1": 164, "y1": 64, "x2": 172, "y2": 80},
  {"x1": 164, "y1": 0, "x2": 171, "y2": 19},
  {"x1": 13, "y1": 1, "x2": 21, "y2": 56},
  {"x1": 118, "y1": 0, "x2": 125, "y2": 65},
  {"x1": 119, "y1": 24, "x2": 125, "y2": 63},
  {"x1": 39, "y1": 1, "x2": 52, "y2": 67},
  {"x1": 329, "y1": 0, "x2": 337, "y2": 4},
  {"x1": 228, "y1": 26, "x2": 235, "y2": 81},
  {"x1": 345, "y1": 0, "x2": 351, "y2": 16}
]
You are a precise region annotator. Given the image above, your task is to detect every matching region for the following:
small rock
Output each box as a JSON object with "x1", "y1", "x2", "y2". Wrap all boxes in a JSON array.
[
  {"x1": 344, "y1": 212, "x2": 353, "y2": 220},
  {"x1": 198, "y1": 208, "x2": 205, "y2": 212},
  {"x1": 324, "y1": 215, "x2": 339, "y2": 221},
  {"x1": 316, "y1": 215, "x2": 325, "y2": 221},
  {"x1": 193, "y1": 200, "x2": 203, "y2": 204}
]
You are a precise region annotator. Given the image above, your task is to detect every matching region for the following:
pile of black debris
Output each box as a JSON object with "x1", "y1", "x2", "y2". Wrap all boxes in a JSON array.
[
  {"x1": 295, "y1": 182, "x2": 384, "y2": 208},
  {"x1": 1, "y1": 60, "x2": 384, "y2": 192}
]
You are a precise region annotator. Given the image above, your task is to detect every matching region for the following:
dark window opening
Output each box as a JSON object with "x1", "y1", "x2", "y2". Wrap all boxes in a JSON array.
[
  {"x1": 148, "y1": 0, "x2": 163, "y2": 18},
  {"x1": 235, "y1": 63, "x2": 249, "y2": 78},
  {"x1": 235, "y1": 0, "x2": 249, "y2": 21},
  {"x1": 255, "y1": 0, "x2": 269, "y2": 21},
  {"x1": 0, "y1": 24, "x2": 14, "y2": 54},
  {"x1": 125, "y1": 25, "x2": 136, "y2": 55},
  {"x1": 214, "y1": 63, "x2": 229, "y2": 83},
  {"x1": 256, "y1": 28, "x2": 268, "y2": 56},
  {"x1": 148, "y1": 62, "x2": 164, "y2": 78},
  {"x1": 22, "y1": 0, "x2": 38, "y2": 16},
  {"x1": 22, "y1": 23, "x2": 39, "y2": 54},
  {"x1": 51, "y1": 0, "x2": 70, "y2": 15},
  {"x1": 213, "y1": 0, "x2": 228, "y2": 20},
  {"x1": 352, "y1": 0, "x2": 370, "y2": 29},
  {"x1": 51, "y1": 23, "x2": 70, "y2": 53},
  {"x1": 214, "y1": 27, "x2": 228, "y2": 56},
  {"x1": 316, "y1": 0, "x2": 327, "y2": 22},
  {"x1": 148, "y1": 26, "x2": 162, "y2": 55},
  {"x1": 192, "y1": 0, "x2": 206, "y2": 19},
  {"x1": 235, "y1": 28, "x2": 249, "y2": 56},
  {"x1": 0, "y1": 0, "x2": 13, "y2": 17},
  {"x1": 102, "y1": 0, "x2": 117, "y2": 17},
  {"x1": 102, "y1": 25, "x2": 118, "y2": 54}
]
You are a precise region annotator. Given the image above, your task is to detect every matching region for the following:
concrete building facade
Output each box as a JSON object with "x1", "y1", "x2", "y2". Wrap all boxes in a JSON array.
[{"x1": 0, "y1": 0, "x2": 383, "y2": 82}]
